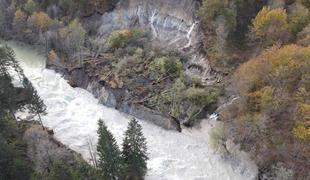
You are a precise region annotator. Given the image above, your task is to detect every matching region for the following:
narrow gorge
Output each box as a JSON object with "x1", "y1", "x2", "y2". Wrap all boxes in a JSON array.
[
  {"x1": 8, "y1": 41, "x2": 257, "y2": 179},
  {"x1": 1, "y1": 0, "x2": 309, "y2": 179}
]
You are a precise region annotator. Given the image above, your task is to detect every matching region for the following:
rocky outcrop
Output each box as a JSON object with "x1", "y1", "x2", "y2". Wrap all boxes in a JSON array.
[
  {"x1": 98, "y1": 0, "x2": 199, "y2": 48},
  {"x1": 95, "y1": 0, "x2": 218, "y2": 85},
  {"x1": 48, "y1": 64, "x2": 181, "y2": 131},
  {"x1": 86, "y1": 80, "x2": 181, "y2": 131}
]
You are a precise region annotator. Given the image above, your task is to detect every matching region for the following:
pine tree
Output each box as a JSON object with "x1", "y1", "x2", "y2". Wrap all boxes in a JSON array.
[
  {"x1": 0, "y1": 46, "x2": 29, "y2": 121},
  {"x1": 122, "y1": 118, "x2": 148, "y2": 180},
  {"x1": 0, "y1": 45, "x2": 26, "y2": 82},
  {"x1": 97, "y1": 119, "x2": 122, "y2": 180},
  {"x1": 24, "y1": 78, "x2": 46, "y2": 129}
]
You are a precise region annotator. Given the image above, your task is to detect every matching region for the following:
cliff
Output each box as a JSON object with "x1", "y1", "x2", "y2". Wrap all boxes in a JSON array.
[{"x1": 95, "y1": 0, "x2": 218, "y2": 85}]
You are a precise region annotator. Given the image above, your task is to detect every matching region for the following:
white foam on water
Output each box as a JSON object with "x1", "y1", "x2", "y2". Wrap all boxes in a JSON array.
[{"x1": 6, "y1": 41, "x2": 257, "y2": 180}]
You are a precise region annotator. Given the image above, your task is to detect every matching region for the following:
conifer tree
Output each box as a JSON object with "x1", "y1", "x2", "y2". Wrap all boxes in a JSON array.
[
  {"x1": 24, "y1": 78, "x2": 46, "y2": 129},
  {"x1": 97, "y1": 119, "x2": 122, "y2": 180},
  {"x1": 0, "y1": 46, "x2": 29, "y2": 120},
  {"x1": 122, "y1": 118, "x2": 148, "y2": 180}
]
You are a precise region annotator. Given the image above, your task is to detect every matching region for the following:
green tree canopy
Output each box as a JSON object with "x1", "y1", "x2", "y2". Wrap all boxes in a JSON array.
[
  {"x1": 97, "y1": 119, "x2": 122, "y2": 180},
  {"x1": 122, "y1": 118, "x2": 148, "y2": 180}
]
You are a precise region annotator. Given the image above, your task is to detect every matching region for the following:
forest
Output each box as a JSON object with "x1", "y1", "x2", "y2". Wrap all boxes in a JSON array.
[{"x1": 199, "y1": 0, "x2": 309, "y2": 179}]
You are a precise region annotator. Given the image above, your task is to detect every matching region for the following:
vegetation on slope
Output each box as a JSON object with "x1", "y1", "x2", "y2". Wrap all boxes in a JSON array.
[
  {"x1": 199, "y1": 0, "x2": 310, "y2": 178},
  {"x1": 1, "y1": 0, "x2": 309, "y2": 179},
  {"x1": 226, "y1": 45, "x2": 310, "y2": 178},
  {"x1": 83, "y1": 29, "x2": 221, "y2": 126}
]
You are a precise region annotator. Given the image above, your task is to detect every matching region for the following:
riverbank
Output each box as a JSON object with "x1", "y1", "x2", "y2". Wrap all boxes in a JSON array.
[
  {"x1": 48, "y1": 63, "x2": 181, "y2": 131},
  {"x1": 6, "y1": 40, "x2": 258, "y2": 180}
]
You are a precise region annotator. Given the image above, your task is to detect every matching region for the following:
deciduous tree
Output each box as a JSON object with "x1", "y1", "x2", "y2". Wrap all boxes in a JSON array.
[
  {"x1": 27, "y1": 11, "x2": 53, "y2": 33},
  {"x1": 251, "y1": 6, "x2": 290, "y2": 45},
  {"x1": 13, "y1": 9, "x2": 27, "y2": 34}
]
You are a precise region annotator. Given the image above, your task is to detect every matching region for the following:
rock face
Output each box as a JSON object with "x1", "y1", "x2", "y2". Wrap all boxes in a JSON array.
[
  {"x1": 97, "y1": 0, "x2": 217, "y2": 85},
  {"x1": 99, "y1": 0, "x2": 199, "y2": 48},
  {"x1": 49, "y1": 0, "x2": 218, "y2": 131}
]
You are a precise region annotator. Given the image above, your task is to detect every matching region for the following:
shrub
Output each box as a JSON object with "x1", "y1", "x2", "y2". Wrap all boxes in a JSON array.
[
  {"x1": 146, "y1": 78, "x2": 186, "y2": 118},
  {"x1": 24, "y1": 0, "x2": 38, "y2": 15},
  {"x1": 190, "y1": 75, "x2": 203, "y2": 87},
  {"x1": 186, "y1": 87, "x2": 219, "y2": 107},
  {"x1": 146, "y1": 80, "x2": 220, "y2": 126},
  {"x1": 33, "y1": 160, "x2": 101, "y2": 180},
  {"x1": 107, "y1": 29, "x2": 143, "y2": 49},
  {"x1": 209, "y1": 121, "x2": 226, "y2": 153},
  {"x1": 183, "y1": 87, "x2": 220, "y2": 126},
  {"x1": 149, "y1": 56, "x2": 183, "y2": 79},
  {"x1": 133, "y1": 48, "x2": 144, "y2": 63}
]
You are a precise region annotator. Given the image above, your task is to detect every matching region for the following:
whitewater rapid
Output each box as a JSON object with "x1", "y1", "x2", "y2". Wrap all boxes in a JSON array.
[{"x1": 6, "y1": 41, "x2": 257, "y2": 180}]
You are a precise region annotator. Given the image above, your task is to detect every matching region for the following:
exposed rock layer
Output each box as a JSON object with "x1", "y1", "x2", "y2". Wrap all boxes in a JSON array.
[{"x1": 97, "y1": 0, "x2": 218, "y2": 85}]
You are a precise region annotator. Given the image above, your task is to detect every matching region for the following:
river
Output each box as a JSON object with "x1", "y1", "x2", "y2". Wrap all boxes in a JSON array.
[{"x1": 4, "y1": 41, "x2": 257, "y2": 180}]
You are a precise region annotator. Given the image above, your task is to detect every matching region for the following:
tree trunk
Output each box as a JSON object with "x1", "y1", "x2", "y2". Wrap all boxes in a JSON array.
[
  {"x1": 38, "y1": 113, "x2": 45, "y2": 130},
  {"x1": 9, "y1": 106, "x2": 18, "y2": 122}
]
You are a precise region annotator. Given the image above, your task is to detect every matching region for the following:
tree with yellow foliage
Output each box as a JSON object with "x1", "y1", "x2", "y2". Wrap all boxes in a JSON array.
[
  {"x1": 107, "y1": 29, "x2": 142, "y2": 49},
  {"x1": 251, "y1": 7, "x2": 290, "y2": 46},
  {"x1": 27, "y1": 11, "x2": 53, "y2": 33},
  {"x1": 13, "y1": 9, "x2": 27, "y2": 34}
]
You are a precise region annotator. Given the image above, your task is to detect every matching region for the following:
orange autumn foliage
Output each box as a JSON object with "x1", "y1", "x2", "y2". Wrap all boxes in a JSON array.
[
  {"x1": 225, "y1": 44, "x2": 310, "y2": 178},
  {"x1": 14, "y1": 9, "x2": 27, "y2": 23},
  {"x1": 234, "y1": 44, "x2": 310, "y2": 141},
  {"x1": 13, "y1": 9, "x2": 27, "y2": 33},
  {"x1": 28, "y1": 11, "x2": 53, "y2": 32}
]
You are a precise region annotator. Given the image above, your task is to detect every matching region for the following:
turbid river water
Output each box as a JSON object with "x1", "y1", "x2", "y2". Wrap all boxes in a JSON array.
[{"x1": 4, "y1": 40, "x2": 257, "y2": 180}]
